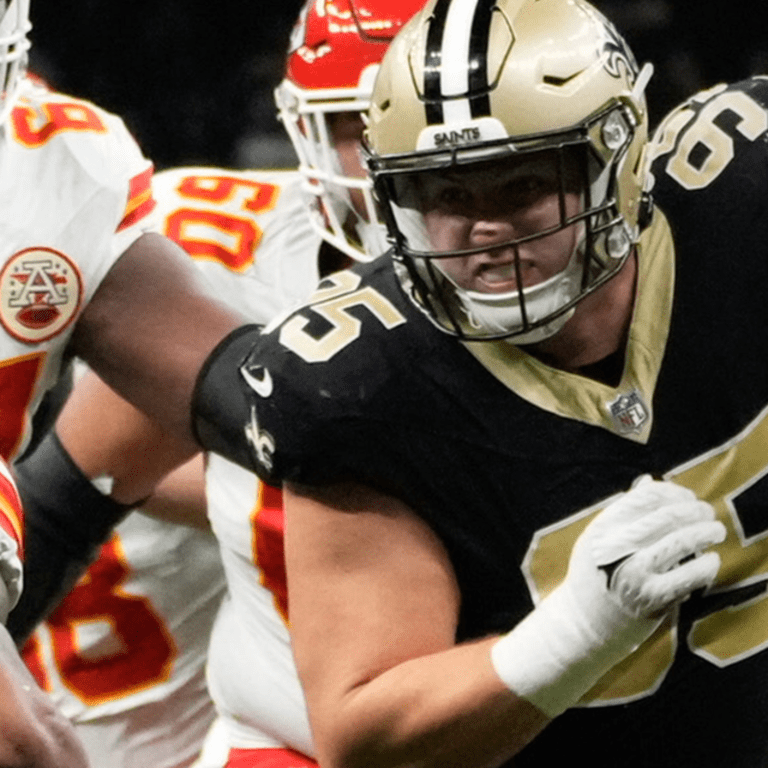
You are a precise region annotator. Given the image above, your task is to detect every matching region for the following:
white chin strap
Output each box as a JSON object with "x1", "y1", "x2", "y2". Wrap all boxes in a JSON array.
[{"x1": 453, "y1": 247, "x2": 583, "y2": 343}]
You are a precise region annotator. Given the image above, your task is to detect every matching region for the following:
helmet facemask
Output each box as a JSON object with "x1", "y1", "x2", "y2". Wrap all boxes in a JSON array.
[
  {"x1": 368, "y1": 102, "x2": 642, "y2": 342},
  {"x1": 275, "y1": 73, "x2": 387, "y2": 262},
  {"x1": 0, "y1": 0, "x2": 31, "y2": 124},
  {"x1": 274, "y1": 0, "x2": 426, "y2": 263},
  {"x1": 364, "y1": 0, "x2": 652, "y2": 342}
]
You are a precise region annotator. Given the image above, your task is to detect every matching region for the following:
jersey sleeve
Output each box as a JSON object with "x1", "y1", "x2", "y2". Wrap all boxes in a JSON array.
[
  {"x1": 0, "y1": 459, "x2": 24, "y2": 615},
  {"x1": 8, "y1": 81, "x2": 159, "y2": 303},
  {"x1": 238, "y1": 265, "x2": 422, "y2": 496},
  {"x1": 648, "y1": 77, "x2": 768, "y2": 214},
  {"x1": 59, "y1": 98, "x2": 159, "y2": 298}
]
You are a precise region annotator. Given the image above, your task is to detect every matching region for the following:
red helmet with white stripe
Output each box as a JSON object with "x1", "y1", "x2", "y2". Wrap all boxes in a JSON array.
[{"x1": 275, "y1": 0, "x2": 425, "y2": 262}]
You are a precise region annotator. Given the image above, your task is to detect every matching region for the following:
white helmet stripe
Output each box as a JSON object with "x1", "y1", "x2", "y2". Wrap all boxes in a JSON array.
[{"x1": 423, "y1": 0, "x2": 494, "y2": 125}]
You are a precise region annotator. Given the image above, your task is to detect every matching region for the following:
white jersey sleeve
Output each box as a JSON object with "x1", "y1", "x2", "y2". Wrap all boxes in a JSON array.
[
  {"x1": 0, "y1": 77, "x2": 158, "y2": 461},
  {"x1": 0, "y1": 457, "x2": 24, "y2": 617}
]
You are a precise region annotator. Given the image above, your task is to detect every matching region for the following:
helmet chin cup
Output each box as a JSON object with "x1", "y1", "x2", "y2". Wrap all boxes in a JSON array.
[
  {"x1": 606, "y1": 222, "x2": 633, "y2": 260},
  {"x1": 451, "y1": 247, "x2": 583, "y2": 342}
]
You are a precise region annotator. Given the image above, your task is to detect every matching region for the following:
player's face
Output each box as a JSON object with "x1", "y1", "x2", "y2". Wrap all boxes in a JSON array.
[
  {"x1": 328, "y1": 111, "x2": 368, "y2": 219},
  {"x1": 416, "y1": 152, "x2": 583, "y2": 293}
]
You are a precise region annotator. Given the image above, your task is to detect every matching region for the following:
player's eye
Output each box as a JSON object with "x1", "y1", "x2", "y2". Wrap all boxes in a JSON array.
[{"x1": 435, "y1": 185, "x2": 473, "y2": 209}]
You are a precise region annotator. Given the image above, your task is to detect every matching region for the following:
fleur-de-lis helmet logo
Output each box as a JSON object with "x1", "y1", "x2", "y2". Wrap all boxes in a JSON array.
[{"x1": 601, "y1": 18, "x2": 639, "y2": 84}]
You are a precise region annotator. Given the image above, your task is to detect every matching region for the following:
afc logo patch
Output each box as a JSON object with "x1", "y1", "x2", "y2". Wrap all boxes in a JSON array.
[{"x1": 0, "y1": 247, "x2": 83, "y2": 343}]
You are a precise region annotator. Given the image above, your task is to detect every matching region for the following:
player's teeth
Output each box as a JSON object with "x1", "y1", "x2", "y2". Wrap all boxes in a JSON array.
[{"x1": 483, "y1": 263, "x2": 515, "y2": 283}]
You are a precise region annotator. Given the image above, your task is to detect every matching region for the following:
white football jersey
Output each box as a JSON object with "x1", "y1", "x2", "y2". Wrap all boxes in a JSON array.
[
  {"x1": 24, "y1": 512, "x2": 226, "y2": 768},
  {"x1": 24, "y1": 164, "x2": 321, "y2": 766},
  {"x1": 151, "y1": 166, "x2": 321, "y2": 322},
  {"x1": 0, "y1": 76, "x2": 157, "y2": 610},
  {"x1": 174, "y1": 164, "x2": 320, "y2": 754},
  {"x1": 205, "y1": 456, "x2": 314, "y2": 755}
]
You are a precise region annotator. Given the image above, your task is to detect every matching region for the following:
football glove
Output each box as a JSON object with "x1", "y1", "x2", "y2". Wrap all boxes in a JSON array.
[{"x1": 491, "y1": 475, "x2": 725, "y2": 717}]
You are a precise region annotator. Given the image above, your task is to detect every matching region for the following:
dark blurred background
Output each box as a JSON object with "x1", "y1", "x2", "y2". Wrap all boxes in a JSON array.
[{"x1": 26, "y1": 0, "x2": 768, "y2": 171}]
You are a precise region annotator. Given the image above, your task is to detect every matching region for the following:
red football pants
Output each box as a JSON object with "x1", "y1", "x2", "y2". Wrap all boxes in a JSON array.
[{"x1": 226, "y1": 747, "x2": 318, "y2": 767}]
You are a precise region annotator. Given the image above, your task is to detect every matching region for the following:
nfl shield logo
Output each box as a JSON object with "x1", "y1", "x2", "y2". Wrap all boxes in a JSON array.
[{"x1": 607, "y1": 390, "x2": 649, "y2": 435}]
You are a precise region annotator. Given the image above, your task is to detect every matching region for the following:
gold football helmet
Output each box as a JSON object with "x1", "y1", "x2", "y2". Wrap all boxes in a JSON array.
[
  {"x1": 0, "y1": 0, "x2": 30, "y2": 123},
  {"x1": 365, "y1": 0, "x2": 652, "y2": 341}
]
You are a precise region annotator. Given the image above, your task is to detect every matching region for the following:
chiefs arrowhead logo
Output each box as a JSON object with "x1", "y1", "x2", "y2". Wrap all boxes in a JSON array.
[{"x1": 0, "y1": 247, "x2": 82, "y2": 343}]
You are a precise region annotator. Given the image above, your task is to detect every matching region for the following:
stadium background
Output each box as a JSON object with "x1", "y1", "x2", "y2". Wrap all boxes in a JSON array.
[{"x1": 27, "y1": 0, "x2": 768, "y2": 171}]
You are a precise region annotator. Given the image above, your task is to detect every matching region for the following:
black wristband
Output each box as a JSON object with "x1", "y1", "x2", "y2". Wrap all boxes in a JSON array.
[
  {"x1": 7, "y1": 431, "x2": 132, "y2": 644},
  {"x1": 192, "y1": 323, "x2": 262, "y2": 470}
]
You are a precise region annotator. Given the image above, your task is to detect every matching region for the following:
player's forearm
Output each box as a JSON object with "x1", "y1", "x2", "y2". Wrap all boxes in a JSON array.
[
  {"x1": 0, "y1": 628, "x2": 89, "y2": 768},
  {"x1": 139, "y1": 453, "x2": 209, "y2": 530},
  {"x1": 308, "y1": 637, "x2": 549, "y2": 768},
  {"x1": 6, "y1": 432, "x2": 133, "y2": 643},
  {"x1": 71, "y1": 233, "x2": 247, "y2": 450},
  {"x1": 55, "y1": 368, "x2": 199, "y2": 507}
]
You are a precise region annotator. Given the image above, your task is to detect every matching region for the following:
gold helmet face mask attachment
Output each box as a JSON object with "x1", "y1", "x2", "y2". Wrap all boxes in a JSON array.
[{"x1": 364, "y1": 0, "x2": 652, "y2": 342}]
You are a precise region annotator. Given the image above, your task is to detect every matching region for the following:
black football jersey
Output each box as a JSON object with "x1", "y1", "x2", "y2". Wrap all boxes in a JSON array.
[{"x1": 242, "y1": 78, "x2": 768, "y2": 767}]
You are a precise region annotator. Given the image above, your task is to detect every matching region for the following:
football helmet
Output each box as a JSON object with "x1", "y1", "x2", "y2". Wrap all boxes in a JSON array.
[
  {"x1": 0, "y1": 0, "x2": 31, "y2": 124},
  {"x1": 365, "y1": 0, "x2": 652, "y2": 341},
  {"x1": 275, "y1": 0, "x2": 424, "y2": 262}
]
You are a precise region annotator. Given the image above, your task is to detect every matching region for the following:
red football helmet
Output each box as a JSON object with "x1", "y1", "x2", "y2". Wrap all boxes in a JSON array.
[
  {"x1": 0, "y1": 0, "x2": 31, "y2": 123},
  {"x1": 275, "y1": 0, "x2": 424, "y2": 261}
]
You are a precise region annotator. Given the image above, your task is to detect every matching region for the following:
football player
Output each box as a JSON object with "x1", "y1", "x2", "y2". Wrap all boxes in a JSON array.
[
  {"x1": 213, "y1": 0, "x2": 768, "y2": 766},
  {"x1": 0, "y1": 0, "x2": 256, "y2": 763},
  {"x1": 0, "y1": 455, "x2": 89, "y2": 767},
  {"x1": 10, "y1": 2, "x2": 423, "y2": 767}
]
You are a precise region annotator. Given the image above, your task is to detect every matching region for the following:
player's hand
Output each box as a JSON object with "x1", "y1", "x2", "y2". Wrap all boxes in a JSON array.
[
  {"x1": 491, "y1": 476, "x2": 726, "y2": 717},
  {"x1": 571, "y1": 474, "x2": 724, "y2": 632}
]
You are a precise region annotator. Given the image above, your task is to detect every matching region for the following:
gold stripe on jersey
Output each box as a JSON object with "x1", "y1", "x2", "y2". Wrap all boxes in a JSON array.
[{"x1": 461, "y1": 210, "x2": 675, "y2": 443}]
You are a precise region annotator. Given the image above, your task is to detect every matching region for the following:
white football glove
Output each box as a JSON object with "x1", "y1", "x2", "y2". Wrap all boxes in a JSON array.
[{"x1": 491, "y1": 476, "x2": 725, "y2": 718}]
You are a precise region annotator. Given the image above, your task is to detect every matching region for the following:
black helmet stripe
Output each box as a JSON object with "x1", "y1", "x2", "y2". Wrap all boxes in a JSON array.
[
  {"x1": 423, "y1": 0, "x2": 495, "y2": 125},
  {"x1": 467, "y1": 0, "x2": 494, "y2": 116},
  {"x1": 423, "y1": 0, "x2": 451, "y2": 124}
]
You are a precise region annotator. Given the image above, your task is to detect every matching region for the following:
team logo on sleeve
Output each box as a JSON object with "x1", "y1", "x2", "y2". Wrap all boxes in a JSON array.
[
  {"x1": 245, "y1": 404, "x2": 276, "y2": 473},
  {"x1": 0, "y1": 247, "x2": 83, "y2": 343}
]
